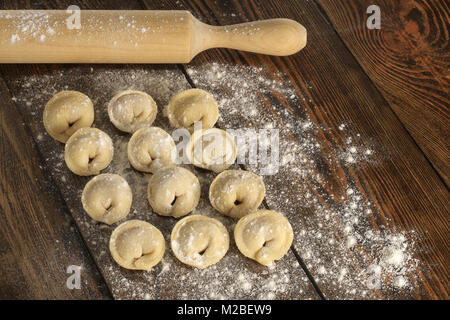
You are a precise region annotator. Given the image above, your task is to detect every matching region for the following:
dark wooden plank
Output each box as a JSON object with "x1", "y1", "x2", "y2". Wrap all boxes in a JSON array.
[
  {"x1": 0, "y1": 0, "x2": 319, "y2": 301},
  {"x1": 1, "y1": 62, "x2": 320, "y2": 300},
  {"x1": 0, "y1": 0, "x2": 147, "y2": 300},
  {"x1": 0, "y1": 77, "x2": 110, "y2": 299},
  {"x1": 2, "y1": 2, "x2": 447, "y2": 296},
  {"x1": 145, "y1": 0, "x2": 450, "y2": 299},
  {"x1": 316, "y1": 0, "x2": 449, "y2": 186}
]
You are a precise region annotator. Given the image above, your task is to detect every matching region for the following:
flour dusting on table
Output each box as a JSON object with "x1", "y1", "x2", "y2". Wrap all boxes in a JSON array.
[
  {"x1": 186, "y1": 62, "x2": 419, "y2": 299},
  {"x1": 9, "y1": 61, "x2": 420, "y2": 299},
  {"x1": 10, "y1": 65, "x2": 314, "y2": 300}
]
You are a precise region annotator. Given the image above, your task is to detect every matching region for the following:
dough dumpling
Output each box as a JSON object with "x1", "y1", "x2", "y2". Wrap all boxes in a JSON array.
[
  {"x1": 209, "y1": 170, "x2": 265, "y2": 218},
  {"x1": 171, "y1": 215, "x2": 229, "y2": 269},
  {"x1": 186, "y1": 128, "x2": 237, "y2": 173},
  {"x1": 127, "y1": 127, "x2": 176, "y2": 173},
  {"x1": 108, "y1": 90, "x2": 157, "y2": 133},
  {"x1": 82, "y1": 174, "x2": 132, "y2": 225},
  {"x1": 234, "y1": 210, "x2": 293, "y2": 265},
  {"x1": 43, "y1": 91, "x2": 94, "y2": 142},
  {"x1": 165, "y1": 89, "x2": 218, "y2": 132},
  {"x1": 109, "y1": 220, "x2": 165, "y2": 271},
  {"x1": 147, "y1": 166, "x2": 200, "y2": 218},
  {"x1": 64, "y1": 127, "x2": 114, "y2": 176}
]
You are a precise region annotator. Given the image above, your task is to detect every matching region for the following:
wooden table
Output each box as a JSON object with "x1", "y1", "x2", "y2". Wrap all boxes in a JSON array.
[{"x1": 0, "y1": 0, "x2": 448, "y2": 300}]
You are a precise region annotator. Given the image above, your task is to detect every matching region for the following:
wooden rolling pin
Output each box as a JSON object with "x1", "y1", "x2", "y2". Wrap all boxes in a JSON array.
[{"x1": 0, "y1": 10, "x2": 307, "y2": 63}]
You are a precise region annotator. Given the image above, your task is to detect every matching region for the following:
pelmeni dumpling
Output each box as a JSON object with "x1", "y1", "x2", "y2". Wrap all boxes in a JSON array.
[
  {"x1": 64, "y1": 127, "x2": 114, "y2": 176},
  {"x1": 171, "y1": 215, "x2": 229, "y2": 269},
  {"x1": 82, "y1": 174, "x2": 132, "y2": 225},
  {"x1": 186, "y1": 128, "x2": 237, "y2": 173},
  {"x1": 147, "y1": 166, "x2": 200, "y2": 218},
  {"x1": 165, "y1": 89, "x2": 218, "y2": 133},
  {"x1": 107, "y1": 90, "x2": 157, "y2": 133},
  {"x1": 234, "y1": 210, "x2": 293, "y2": 265},
  {"x1": 127, "y1": 127, "x2": 176, "y2": 173},
  {"x1": 109, "y1": 220, "x2": 165, "y2": 271},
  {"x1": 43, "y1": 91, "x2": 94, "y2": 142},
  {"x1": 209, "y1": 170, "x2": 265, "y2": 218}
]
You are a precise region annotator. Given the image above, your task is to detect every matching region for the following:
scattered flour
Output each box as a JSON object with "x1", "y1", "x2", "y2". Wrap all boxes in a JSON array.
[
  {"x1": 1, "y1": 11, "x2": 182, "y2": 48},
  {"x1": 8, "y1": 61, "x2": 420, "y2": 299},
  {"x1": 185, "y1": 62, "x2": 419, "y2": 299},
  {"x1": 10, "y1": 34, "x2": 20, "y2": 43},
  {"x1": 10, "y1": 65, "x2": 314, "y2": 300}
]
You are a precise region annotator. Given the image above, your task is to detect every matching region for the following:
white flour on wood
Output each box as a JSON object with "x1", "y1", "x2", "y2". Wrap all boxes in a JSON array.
[
  {"x1": 10, "y1": 65, "x2": 313, "y2": 300},
  {"x1": 186, "y1": 62, "x2": 420, "y2": 299},
  {"x1": 9, "y1": 62, "x2": 420, "y2": 299}
]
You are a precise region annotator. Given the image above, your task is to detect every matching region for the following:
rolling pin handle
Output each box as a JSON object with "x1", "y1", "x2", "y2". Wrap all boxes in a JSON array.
[{"x1": 191, "y1": 17, "x2": 307, "y2": 59}]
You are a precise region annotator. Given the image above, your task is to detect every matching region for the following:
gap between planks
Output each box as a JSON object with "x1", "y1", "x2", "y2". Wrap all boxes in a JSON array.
[
  {"x1": 177, "y1": 63, "x2": 327, "y2": 300},
  {"x1": 0, "y1": 69, "x2": 113, "y2": 299}
]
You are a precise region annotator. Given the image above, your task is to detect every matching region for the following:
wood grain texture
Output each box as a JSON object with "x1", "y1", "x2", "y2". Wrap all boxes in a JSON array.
[
  {"x1": 0, "y1": 0, "x2": 141, "y2": 300},
  {"x1": 0, "y1": 10, "x2": 306, "y2": 63},
  {"x1": 1, "y1": 1, "x2": 320, "y2": 299},
  {"x1": 141, "y1": 0, "x2": 450, "y2": 299},
  {"x1": 0, "y1": 10, "x2": 194, "y2": 63},
  {"x1": 0, "y1": 0, "x2": 320, "y2": 300},
  {"x1": 316, "y1": 0, "x2": 449, "y2": 186},
  {"x1": 0, "y1": 63, "x2": 320, "y2": 300},
  {"x1": 0, "y1": 77, "x2": 110, "y2": 299},
  {"x1": 0, "y1": 0, "x2": 448, "y2": 300}
]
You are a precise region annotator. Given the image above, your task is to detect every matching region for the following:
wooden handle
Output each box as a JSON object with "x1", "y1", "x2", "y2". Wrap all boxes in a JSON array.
[
  {"x1": 191, "y1": 18, "x2": 307, "y2": 57},
  {"x1": 0, "y1": 10, "x2": 307, "y2": 63}
]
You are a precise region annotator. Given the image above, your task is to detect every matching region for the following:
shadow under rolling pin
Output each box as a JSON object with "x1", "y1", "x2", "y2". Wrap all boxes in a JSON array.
[{"x1": 0, "y1": 10, "x2": 307, "y2": 63}]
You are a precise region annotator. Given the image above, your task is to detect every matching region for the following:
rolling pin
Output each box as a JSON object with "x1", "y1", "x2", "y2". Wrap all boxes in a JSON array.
[{"x1": 0, "y1": 10, "x2": 307, "y2": 63}]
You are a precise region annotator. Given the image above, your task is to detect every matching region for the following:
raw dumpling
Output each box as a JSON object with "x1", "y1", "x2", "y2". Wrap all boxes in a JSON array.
[
  {"x1": 64, "y1": 127, "x2": 113, "y2": 176},
  {"x1": 81, "y1": 174, "x2": 132, "y2": 225},
  {"x1": 234, "y1": 210, "x2": 293, "y2": 265},
  {"x1": 107, "y1": 90, "x2": 157, "y2": 133},
  {"x1": 165, "y1": 89, "x2": 218, "y2": 132},
  {"x1": 43, "y1": 90, "x2": 94, "y2": 143},
  {"x1": 127, "y1": 127, "x2": 176, "y2": 173},
  {"x1": 109, "y1": 220, "x2": 165, "y2": 271},
  {"x1": 147, "y1": 166, "x2": 200, "y2": 218},
  {"x1": 209, "y1": 170, "x2": 265, "y2": 218},
  {"x1": 186, "y1": 128, "x2": 237, "y2": 173},
  {"x1": 171, "y1": 215, "x2": 229, "y2": 269}
]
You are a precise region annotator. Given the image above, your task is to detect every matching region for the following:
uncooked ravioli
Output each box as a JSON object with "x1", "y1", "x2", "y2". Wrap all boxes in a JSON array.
[
  {"x1": 43, "y1": 90, "x2": 94, "y2": 143},
  {"x1": 108, "y1": 90, "x2": 157, "y2": 133}
]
